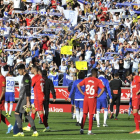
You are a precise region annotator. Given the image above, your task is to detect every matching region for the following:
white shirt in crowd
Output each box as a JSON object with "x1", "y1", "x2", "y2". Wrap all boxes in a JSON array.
[
  {"x1": 7, "y1": 54, "x2": 14, "y2": 66},
  {"x1": 85, "y1": 50, "x2": 92, "y2": 61},
  {"x1": 111, "y1": 59, "x2": 119, "y2": 70},
  {"x1": 17, "y1": 58, "x2": 23, "y2": 64},
  {"x1": 69, "y1": 67, "x2": 76, "y2": 77},
  {"x1": 119, "y1": 37, "x2": 125, "y2": 44},
  {"x1": 26, "y1": 56, "x2": 32, "y2": 65},
  {"x1": 4, "y1": 26, "x2": 11, "y2": 35},
  {"x1": 123, "y1": 58, "x2": 131, "y2": 69},
  {"x1": 59, "y1": 65, "x2": 67, "y2": 73},
  {"x1": 133, "y1": 58, "x2": 140, "y2": 69},
  {"x1": 45, "y1": 50, "x2": 54, "y2": 63}
]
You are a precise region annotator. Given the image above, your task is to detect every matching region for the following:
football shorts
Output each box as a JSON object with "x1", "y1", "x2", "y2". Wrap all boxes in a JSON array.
[
  {"x1": 34, "y1": 99, "x2": 44, "y2": 111},
  {"x1": 5, "y1": 92, "x2": 15, "y2": 102},
  {"x1": 75, "y1": 100, "x2": 84, "y2": 108},
  {"x1": 97, "y1": 99, "x2": 108, "y2": 109},
  {"x1": 132, "y1": 98, "x2": 140, "y2": 110},
  {"x1": 83, "y1": 96, "x2": 97, "y2": 114},
  {"x1": 71, "y1": 99, "x2": 75, "y2": 105}
]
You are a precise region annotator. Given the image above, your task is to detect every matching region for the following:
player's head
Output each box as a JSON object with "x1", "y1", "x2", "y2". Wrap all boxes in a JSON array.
[
  {"x1": 99, "y1": 71, "x2": 105, "y2": 76},
  {"x1": 114, "y1": 73, "x2": 119, "y2": 78},
  {"x1": 78, "y1": 71, "x2": 85, "y2": 79},
  {"x1": 9, "y1": 71, "x2": 13, "y2": 76},
  {"x1": 126, "y1": 71, "x2": 135, "y2": 81},
  {"x1": 38, "y1": 68, "x2": 42, "y2": 76},
  {"x1": 32, "y1": 65, "x2": 39, "y2": 74},
  {"x1": 91, "y1": 68, "x2": 98, "y2": 78},
  {"x1": 17, "y1": 64, "x2": 25, "y2": 75}
]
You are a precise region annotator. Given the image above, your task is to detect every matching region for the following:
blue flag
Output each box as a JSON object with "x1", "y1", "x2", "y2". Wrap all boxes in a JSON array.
[
  {"x1": 63, "y1": 73, "x2": 73, "y2": 86},
  {"x1": 48, "y1": 75, "x2": 58, "y2": 86}
]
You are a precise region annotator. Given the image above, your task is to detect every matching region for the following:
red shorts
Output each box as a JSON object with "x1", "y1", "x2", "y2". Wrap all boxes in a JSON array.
[
  {"x1": 34, "y1": 99, "x2": 44, "y2": 111},
  {"x1": 83, "y1": 96, "x2": 97, "y2": 114},
  {"x1": 0, "y1": 100, "x2": 4, "y2": 110},
  {"x1": 132, "y1": 98, "x2": 140, "y2": 110}
]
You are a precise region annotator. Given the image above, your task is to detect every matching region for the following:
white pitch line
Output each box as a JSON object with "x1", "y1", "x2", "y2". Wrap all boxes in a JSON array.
[{"x1": 49, "y1": 129, "x2": 127, "y2": 132}]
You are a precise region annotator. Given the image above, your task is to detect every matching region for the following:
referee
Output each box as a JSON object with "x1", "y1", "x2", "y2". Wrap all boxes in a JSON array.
[
  {"x1": 42, "y1": 70, "x2": 56, "y2": 129},
  {"x1": 109, "y1": 73, "x2": 122, "y2": 120}
]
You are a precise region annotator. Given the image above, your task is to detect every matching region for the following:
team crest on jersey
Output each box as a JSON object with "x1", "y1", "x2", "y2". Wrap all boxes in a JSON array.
[{"x1": 2, "y1": 81, "x2": 5, "y2": 84}]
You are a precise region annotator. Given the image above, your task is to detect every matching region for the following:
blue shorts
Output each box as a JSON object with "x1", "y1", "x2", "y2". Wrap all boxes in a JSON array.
[
  {"x1": 5, "y1": 92, "x2": 15, "y2": 102},
  {"x1": 71, "y1": 100, "x2": 75, "y2": 105},
  {"x1": 75, "y1": 100, "x2": 83, "y2": 108},
  {"x1": 30, "y1": 99, "x2": 34, "y2": 105},
  {"x1": 97, "y1": 99, "x2": 108, "y2": 109}
]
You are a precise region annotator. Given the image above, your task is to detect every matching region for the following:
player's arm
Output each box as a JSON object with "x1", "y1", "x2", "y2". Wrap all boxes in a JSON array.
[
  {"x1": 97, "y1": 80, "x2": 105, "y2": 98},
  {"x1": 106, "y1": 80, "x2": 112, "y2": 103},
  {"x1": 24, "y1": 75, "x2": 31, "y2": 107},
  {"x1": 0, "y1": 79, "x2": 6, "y2": 102},
  {"x1": 77, "y1": 79, "x2": 85, "y2": 95},
  {"x1": 68, "y1": 82, "x2": 75, "y2": 102},
  {"x1": 49, "y1": 79, "x2": 56, "y2": 102},
  {"x1": 0, "y1": 87, "x2": 6, "y2": 102}
]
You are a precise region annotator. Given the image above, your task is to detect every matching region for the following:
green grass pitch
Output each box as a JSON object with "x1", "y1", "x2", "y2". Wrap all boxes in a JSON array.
[{"x1": 0, "y1": 112, "x2": 140, "y2": 140}]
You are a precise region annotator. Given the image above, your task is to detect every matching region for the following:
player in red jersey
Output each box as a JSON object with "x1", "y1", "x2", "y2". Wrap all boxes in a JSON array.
[
  {"x1": 0, "y1": 67, "x2": 13, "y2": 134},
  {"x1": 77, "y1": 69, "x2": 105, "y2": 135},
  {"x1": 23, "y1": 66, "x2": 48, "y2": 132},
  {"x1": 126, "y1": 71, "x2": 140, "y2": 134}
]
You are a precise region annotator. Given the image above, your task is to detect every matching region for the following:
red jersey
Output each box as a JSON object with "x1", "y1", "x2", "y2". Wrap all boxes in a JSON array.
[
  {"x1": 101, "y1": 7, "x2": 108, "y2": 13},
  {"x1": 131, "y1": 75, "x2": 140, "y2": 100},
  {"x1": 0, "y1": 75, "x2": 6, "y2": 100},
  {"x1": 97, "y1": 14, "x2": 106, "y2": 21},
  {"x1": 79, "y1": 77, "x2": 104, "y2": 98},
  {"x1": 32, "y1": 74, "x2": 45, "y2": 100},
  {"x1": 26, "y1": 18, "x2": 32, "y2": 26}
]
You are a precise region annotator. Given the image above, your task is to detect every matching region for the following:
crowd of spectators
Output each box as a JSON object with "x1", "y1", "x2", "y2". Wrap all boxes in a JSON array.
[{"x1": 0, "y1": 0, "x2": 140, "y2": 85}]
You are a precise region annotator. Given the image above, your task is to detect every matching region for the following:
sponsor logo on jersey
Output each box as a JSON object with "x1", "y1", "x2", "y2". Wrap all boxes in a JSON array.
[{"x1": 25, "y1": 79, "x2": 29, "y2": 83}]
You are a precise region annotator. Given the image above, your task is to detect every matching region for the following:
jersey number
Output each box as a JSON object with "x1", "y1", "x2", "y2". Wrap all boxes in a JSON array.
[
  {"x1": 86, "y1": 85, "x2": 95, "y2": 95},
  {"x1": 7, "y1": 80, "x2": 14, "y2": 86}
]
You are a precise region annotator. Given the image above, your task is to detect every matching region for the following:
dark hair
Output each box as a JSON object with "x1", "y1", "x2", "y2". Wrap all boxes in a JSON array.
[
  {"x1": 42, "y1": 70, "x2": 47, "y2": 76},
  {"x1": 91, "y1": 68, "x2": 98, "y2": 76},
  {"x1": 99, "y1": 71, "x2": 105, "y2": 75},
  {"x1": 114, "y1": 73, "x2": 119, "y2": 77},
  {"x1": 78, "y1": 71, "x2": 85, "y2": 79},
  {"x1": 9, "y1": 71, "x2": 13, "y2": 75},
  {"x1": 17, "y1": 64, "x2": 25, "y2": 70},
  {"x1": 32, "y1": 65, "x2": 39, "y2": 72}
]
